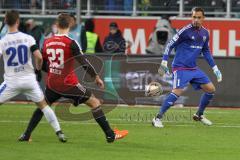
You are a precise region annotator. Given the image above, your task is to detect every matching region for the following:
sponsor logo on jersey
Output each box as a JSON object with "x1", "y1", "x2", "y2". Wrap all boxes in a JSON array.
[
  {"x1": 190, "y1": 45, "x2": 202, "y2": 49},
  {"x1": 203, "y1": 36, "x2": 207, "y2": 42}
]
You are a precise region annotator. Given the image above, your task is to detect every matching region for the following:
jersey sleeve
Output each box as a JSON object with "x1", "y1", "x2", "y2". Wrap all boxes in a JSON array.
[
  {"x1": 29, "y1": 35, "x2": 39, "y2": 53},
  {"x1": 70, "y1": 40, "x2": 97, "y2": 77},
  {"x1": 70, "y1": 39, "x2": 82, "y2": 56},
  {"x1": 41, "y1": 39, "x2": 47, "y2": 60},
  {"x1": 162, "y1": 28, "x2": 185, "y2": 61},
  {"x1": 202, "y1": 33, "x2": 216, "y2": 68},
  {"x1": 41, "y1": 40, "x2": 49, "y2": 72}
]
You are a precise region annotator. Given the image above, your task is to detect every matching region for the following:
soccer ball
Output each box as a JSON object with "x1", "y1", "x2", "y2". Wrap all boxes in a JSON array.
[{"x1": 145, "y1": 82, "x2": 163, "y2": 97}]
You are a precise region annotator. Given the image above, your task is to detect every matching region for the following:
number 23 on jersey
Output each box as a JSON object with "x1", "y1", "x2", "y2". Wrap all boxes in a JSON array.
[{"x1": 46, "y1": 48, "x2": 64, "y2": 69}]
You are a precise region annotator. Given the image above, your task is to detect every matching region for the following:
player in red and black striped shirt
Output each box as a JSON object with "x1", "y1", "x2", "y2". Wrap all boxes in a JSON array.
[{"x1": 19, "y1": 13, "x2": 128, "y2": 143}]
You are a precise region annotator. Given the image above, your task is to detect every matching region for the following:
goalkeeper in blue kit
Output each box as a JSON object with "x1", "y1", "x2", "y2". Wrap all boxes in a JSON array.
[{"x1": 152, "y1": 7, "x2": 222, "y2": 127}]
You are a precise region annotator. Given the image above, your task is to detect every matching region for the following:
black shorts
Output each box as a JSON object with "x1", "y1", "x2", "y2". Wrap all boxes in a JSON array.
[{"x1": 45, "y1": 84, "x2": 92, "y2": 106}]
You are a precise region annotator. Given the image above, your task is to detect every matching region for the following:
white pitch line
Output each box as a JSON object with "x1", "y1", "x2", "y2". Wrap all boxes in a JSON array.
[{"x1": 0, "y1": 120, "x2": 240, "y2": 128}]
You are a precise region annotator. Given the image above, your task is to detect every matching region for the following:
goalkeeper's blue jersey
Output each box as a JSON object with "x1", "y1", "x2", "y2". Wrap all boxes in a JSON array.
[{"x1": 163, "y1": 23, "x2": 216, "y2": 70}]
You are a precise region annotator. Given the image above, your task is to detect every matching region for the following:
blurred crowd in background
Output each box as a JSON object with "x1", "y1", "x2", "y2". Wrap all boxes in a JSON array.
[
  {"x1": 0, "y1": 15, "x2": 132, "y2": 54},
  {"x1": 0, "y1": 15, "x2": 174, "y2": 55},
  {"x1": 0, "y1": 1, "x2": 162, "y2": 55},
  {"x1": 1, "y1": 0, "x2": 239, "y2": 55},
  {"x1": 1, "y1": 0, "x2": 240, "y2": 16}
]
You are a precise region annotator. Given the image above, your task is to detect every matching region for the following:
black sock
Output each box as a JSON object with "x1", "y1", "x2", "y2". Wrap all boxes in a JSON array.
[
  {"x1": 24, "y1": 108, "x2": 44, "y2": 137},
  {"x1": 156, "y1": 113, "x2": 163, "y2": 119},
  {"x1": 92, "y1": 106, "x2": 114, "y2": 137}
]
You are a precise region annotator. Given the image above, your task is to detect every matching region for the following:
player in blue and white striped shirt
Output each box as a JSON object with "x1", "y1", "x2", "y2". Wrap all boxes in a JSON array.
[{"x1": 152, "y1": 7, "x2": 222, "y2": 127}]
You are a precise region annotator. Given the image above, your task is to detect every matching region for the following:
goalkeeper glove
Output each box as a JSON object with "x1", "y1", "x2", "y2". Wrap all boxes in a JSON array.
[
  {"x1": 158, "y1": 60, "x2": 169, "y2": 76},
  {"x1": 212, "y1": 65, "x2": 222, "y2": 82}
]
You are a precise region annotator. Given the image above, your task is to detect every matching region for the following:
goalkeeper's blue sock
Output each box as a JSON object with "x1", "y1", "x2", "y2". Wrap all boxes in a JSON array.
[
  {"x1": 196, "y1": 92, "x2": 214, "y2": 116},
  {"x1": 157, "y1": 92, "x2": 179, "y2": 119}
]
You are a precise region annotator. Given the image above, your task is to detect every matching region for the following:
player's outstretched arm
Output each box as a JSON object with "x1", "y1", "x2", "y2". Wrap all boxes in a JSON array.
[
  {"x1": 33, "y1": 50, "x2": 43, "y2": 81},
  {"x1": 71, "y1": 40, "x2": 104, "y2": 88},
  {"x1": 95, "y1": 75, "x2": 104, "y2": 89},
  {"x1": 161, "y1": 25, "x2": 188, "y2": 61},
  {"x1": 74, "y1": 50, "x2": 98, "y2": 77},
  {"x1": 159, "y1": 26, "x2": 187, "y2": 76},
  {"x1": 158, "y1": 40, "x2": 174, "y2": 76},
  {"x1": 158, "y1": 60, "x2": 169, "y2": 76},
  {"x1": 76, "y1": 51, "x2": 104, "y2": 89},
  {"x1": 203, "y1": 51, "x2": 222, "y2": 82},
  {"x1": 158, "y1": 37, "x2": 175, "y2": 76},
  {"x1": 202, "y1": 35, "x2": 222, "y2": 82},
  {"x1": 33, "y1": 50, "x2": 43, "y2": 70},
  {"x1": 212, "y1": 65, "x2": 222, "y2": 82}
]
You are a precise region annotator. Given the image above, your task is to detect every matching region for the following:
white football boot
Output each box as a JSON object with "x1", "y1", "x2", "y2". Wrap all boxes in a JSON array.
[
  {"x1": 152, "y1": 117, "x2": 164, "y2": 128},
  {"x1": 193, "y1": 114, "x2": 212, "y2": 126}
]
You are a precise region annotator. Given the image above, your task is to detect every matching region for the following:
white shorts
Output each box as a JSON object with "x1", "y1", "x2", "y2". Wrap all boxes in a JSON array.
[{"x1": 0, "y1": 76, "x2": 44, "y2": 103}]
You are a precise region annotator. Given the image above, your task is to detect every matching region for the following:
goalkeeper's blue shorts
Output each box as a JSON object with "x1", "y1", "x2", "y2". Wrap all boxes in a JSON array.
[{"x1": 172, "y1": 68, "x2": 211, "y2": 90}]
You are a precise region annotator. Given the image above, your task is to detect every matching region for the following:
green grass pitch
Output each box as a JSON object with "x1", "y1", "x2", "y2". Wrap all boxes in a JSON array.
[{"x1": 0, "y1": 103, "x2": 239, "y2": 160}]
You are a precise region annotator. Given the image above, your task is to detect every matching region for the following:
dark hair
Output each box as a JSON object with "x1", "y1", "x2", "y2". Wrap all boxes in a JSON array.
[
  {"x1": 57, "y1": 13, "x2": 72, "y2": 29},
  {"x1": 5, "y1": 10, "x2": 19, "y2": 26},
  {"x1": 191, "y1": 7, "x2": 205, "y2": 16},
  {"x1": 85, "y1": 19, "x2": 94, "y2": 32},
  {"x1": 109, "y1": 22, "x2": 118, "y2": 28}
]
